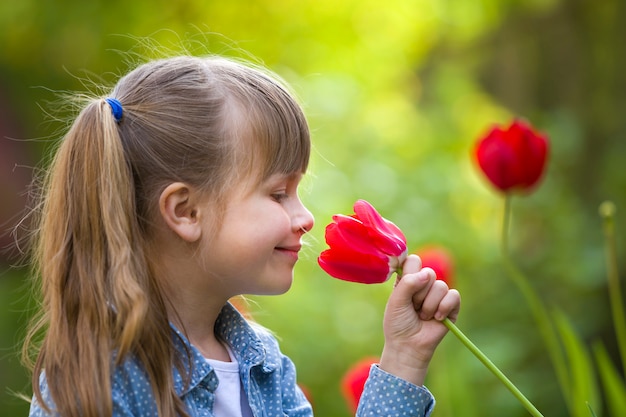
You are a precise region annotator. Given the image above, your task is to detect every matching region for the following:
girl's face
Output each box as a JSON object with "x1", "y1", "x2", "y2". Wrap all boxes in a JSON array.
[{"x1": 198, "y1": 171, "x2": 314, "y2": 297}]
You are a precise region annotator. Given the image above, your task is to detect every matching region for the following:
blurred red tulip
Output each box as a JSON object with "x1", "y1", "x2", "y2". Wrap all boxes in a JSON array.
[
  {"x1": 415, "y1": 246, "x2": 455, "y2": 288},
  {"x1": 318, "y1": 200, "x2": 407, "y2": 284},
  {"x1": 341, "y1": 357, "x2": 378, "y2": 413},
  {"x1": 474, "y1": 119, "x2": 549, "y2": 193}
]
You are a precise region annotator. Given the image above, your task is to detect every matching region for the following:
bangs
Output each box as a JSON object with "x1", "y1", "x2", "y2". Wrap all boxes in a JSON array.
[
  {"x1": 251, "y1": 90, "x2": 310, "y2": 179},
  {"x1": 216, "y1": 60, "x2": 311, "y2": 184}
]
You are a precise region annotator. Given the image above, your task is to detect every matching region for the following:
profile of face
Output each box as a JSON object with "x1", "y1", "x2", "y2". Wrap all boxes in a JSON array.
[{"x1": 197, "y1": 170, "x2": 315, "y2": 297}]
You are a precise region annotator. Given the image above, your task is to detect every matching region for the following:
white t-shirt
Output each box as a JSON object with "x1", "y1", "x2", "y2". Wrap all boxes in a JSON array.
[{"x1": 205, "y1": 346, "x2": 253, "y2": 417}]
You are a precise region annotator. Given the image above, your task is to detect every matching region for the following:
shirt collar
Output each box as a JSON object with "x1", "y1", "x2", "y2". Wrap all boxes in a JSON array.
[{"x1": 170, "y1": 302, "x2": 279, "y2": 396}]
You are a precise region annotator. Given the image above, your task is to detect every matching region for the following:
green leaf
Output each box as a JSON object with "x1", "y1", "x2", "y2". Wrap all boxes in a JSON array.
[
  {"x1": 586, "y1": 402, "x2": 598, "y2": 417},
  {"x1": 593, "y1": 342, "x2": 626, "y2": 417},
  {"x1": 552, "y1": 309, "x2": 601, "y2": 417}
]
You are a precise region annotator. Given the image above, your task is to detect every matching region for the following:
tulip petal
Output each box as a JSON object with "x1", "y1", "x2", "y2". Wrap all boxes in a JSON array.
[
  {"x1": 318, "y1": 246, "x2": 392, "y2": 284},
  {"x1": 476, "y1": 127, "x2": 516, "y2": 191},
  {"x1": 509, "y1": 120, "x2": 548, "y2": 189},
  {"x1": 325, "y1": 215, "x2": 389, "y2": 255},
  {"x1": 353, "y1": 200, "x2": 407, "y2": 256}
]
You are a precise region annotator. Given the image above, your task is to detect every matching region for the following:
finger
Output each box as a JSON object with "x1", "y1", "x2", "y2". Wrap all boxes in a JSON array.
[
  {"x1": 417, "y1": 279, "x2": 450, "y2": 321},
  {"x1": 401, "y1": 254, "x2": 422, "y2": 277},
  {"x1": 389, "y1": 267, "x2": 433, "y2": 311},
  {"x1": 406, "y1": 267, "x2": 436, "y2": 311},
  {"x1": 434, "y1": 289, "x2": 461, "y2": 322},
  {"x1": 394, "y1": 254, "x2": 422, "y2": 288}
]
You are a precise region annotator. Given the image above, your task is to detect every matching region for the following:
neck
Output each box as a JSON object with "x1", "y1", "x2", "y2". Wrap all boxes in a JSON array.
[
  {"x1": 156, "y1": 259, "x2": 232, "y2": 360},
  {"x1": 150, "y1": 227, "x2": 234, "y2": 361},
  {"x1": 166, "y1": 294, "x2": 232, "y2": 361}
]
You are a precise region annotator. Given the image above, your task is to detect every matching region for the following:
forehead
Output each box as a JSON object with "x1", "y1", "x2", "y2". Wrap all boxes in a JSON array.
[{"x1": 227, "y1": 103, "x2": 309, "y2": 179}]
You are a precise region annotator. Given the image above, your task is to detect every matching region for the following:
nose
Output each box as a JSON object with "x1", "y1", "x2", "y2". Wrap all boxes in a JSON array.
[{"x1": 292, "y1": 198, "x2": 315, "y2": 234}]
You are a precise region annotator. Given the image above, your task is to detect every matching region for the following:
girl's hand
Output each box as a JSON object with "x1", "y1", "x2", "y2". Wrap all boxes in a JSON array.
[{"x1": 379, "y1": 254, "x2": 461, "y2": 386}]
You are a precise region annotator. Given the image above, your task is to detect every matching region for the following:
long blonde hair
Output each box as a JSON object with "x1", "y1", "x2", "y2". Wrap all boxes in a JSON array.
[{"x1": 23, "y1": 56, "x2": 310, "y2": 417}]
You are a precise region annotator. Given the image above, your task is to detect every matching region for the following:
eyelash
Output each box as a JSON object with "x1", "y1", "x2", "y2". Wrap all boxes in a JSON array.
[{"x1": 271, "y1": 193, "x2": 289, "y2": 203}]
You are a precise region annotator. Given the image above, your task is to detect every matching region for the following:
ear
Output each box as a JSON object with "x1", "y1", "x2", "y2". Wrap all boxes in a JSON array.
[{"x1": 158, "y1": 182, "x2": 202, "y2": 242}]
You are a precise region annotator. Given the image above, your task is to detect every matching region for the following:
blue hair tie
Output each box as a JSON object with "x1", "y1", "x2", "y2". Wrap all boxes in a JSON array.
[{"x1": 105, "y1": 98, "x2": 123, "y2": 122}]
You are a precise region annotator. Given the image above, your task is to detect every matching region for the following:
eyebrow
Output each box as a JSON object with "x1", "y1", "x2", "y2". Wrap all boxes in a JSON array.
[{"x1": 269, "y1": 171, "x2": 303, "y2": 181}]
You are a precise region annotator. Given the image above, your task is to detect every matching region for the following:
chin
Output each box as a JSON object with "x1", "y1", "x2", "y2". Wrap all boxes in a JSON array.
[
  {"x1": 272, "y1": 283, "x2": 294, "y2": 295},
  {"x1": 263, "y1": 278, "x2": 294, "y2": 296}
]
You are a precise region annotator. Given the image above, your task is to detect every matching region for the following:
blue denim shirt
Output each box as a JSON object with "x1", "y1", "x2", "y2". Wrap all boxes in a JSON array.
[{"x1": 29, "y1": 303, "x2": 434, "y2": 416}]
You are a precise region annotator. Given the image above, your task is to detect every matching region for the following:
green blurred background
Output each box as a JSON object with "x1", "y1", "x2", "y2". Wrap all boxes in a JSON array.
[{"x1": 1, "y1": 0, "x2": 624, "y2": 416}]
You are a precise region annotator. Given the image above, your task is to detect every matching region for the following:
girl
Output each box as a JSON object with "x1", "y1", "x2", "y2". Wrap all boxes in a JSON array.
[{"x1": 24, "y1": 55, "x2": 460, "y2": 417}]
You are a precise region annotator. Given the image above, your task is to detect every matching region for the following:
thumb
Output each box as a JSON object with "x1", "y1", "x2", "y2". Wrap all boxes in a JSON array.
[{"x1": 389, "y1": 267, "x2": 435, "y2": 313}]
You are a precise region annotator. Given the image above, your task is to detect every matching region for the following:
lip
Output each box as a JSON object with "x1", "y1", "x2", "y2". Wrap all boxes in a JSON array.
[{"x1": 276, "y1": 245, "x2": 301, "y2": 260}]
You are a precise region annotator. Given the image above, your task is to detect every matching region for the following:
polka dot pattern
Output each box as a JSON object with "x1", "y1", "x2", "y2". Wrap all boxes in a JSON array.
[
  {"x1": 28, "y1": 303, "x2": 435, "y2": 416},
  {"x1": 357, "y1": 365, "x2": 435, "y2": 416}
]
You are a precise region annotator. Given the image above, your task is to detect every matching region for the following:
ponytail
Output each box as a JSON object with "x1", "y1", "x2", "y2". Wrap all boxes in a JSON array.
[{"x1": 24, "y1": 99, "x2": 170, "y2": 416}]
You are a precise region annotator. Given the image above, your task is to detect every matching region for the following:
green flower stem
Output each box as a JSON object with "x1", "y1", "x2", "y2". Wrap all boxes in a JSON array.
[
  {"x1": 502, "y1": 192, "x2": 512, "y2": 255},
  {"x1": 501, "y1": 194, "x2": 573, "y2": 410},
  {"x1": 443, "y1": 318, "x2": 544, "y2": 417},
  {"x1": 399, "y1": 245, "x2": 543, "y2": 415},
  {"x1": 599, "y1": 201, "x2": 626, "y2": 376}
]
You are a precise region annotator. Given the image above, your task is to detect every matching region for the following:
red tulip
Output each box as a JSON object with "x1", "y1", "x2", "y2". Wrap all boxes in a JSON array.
[
  {"x1": 415, "y1": 245, "x2": 455, "y2": 288},
  {"x1": 318, "y1": 200, "x2": 408, "y2": 284},
  {"x1": 474, "y1": 119, "x2": 549, "y2": 193},
  {"x1": 341, "y1": 357, "x2": 379, "y2": 413}
]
